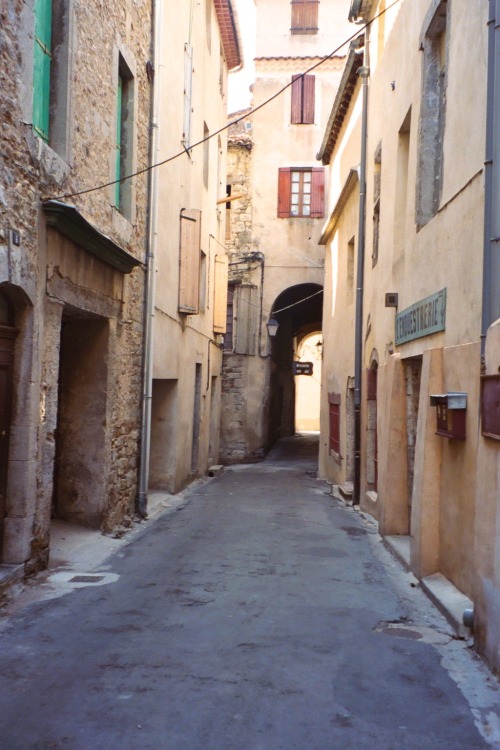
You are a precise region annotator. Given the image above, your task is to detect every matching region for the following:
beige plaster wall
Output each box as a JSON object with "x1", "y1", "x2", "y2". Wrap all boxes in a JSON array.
[
  {"x1": 151, "y1": 0, "x2": 229, "y2": 489},
  {"x1": 255, "y1": 0, "x2": 352, "y2": 59},
  {"x1": 319, "y1": 0, "x2": 495, "y2": 667},
  {"x1": 474, "y1": 320, "x2": 500, "y2": 673}
]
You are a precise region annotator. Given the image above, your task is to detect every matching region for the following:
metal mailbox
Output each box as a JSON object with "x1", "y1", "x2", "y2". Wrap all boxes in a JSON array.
[{"x1": 429, "y1": 392, "x2": 467, "y2": 440}]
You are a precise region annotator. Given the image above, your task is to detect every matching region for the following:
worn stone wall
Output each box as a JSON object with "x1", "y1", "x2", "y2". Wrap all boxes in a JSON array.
[{"x1": 0, "y1": 0, "x2": 151, "y2": 570}]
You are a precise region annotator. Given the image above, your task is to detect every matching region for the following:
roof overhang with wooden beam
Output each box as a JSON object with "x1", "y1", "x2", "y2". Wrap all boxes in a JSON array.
[
  {"x1": 214, "y1": 0, "x2": 242, "y2": 72},
  {"x1": 316, "y1": 38, "x2": 364, "y2": 166}
]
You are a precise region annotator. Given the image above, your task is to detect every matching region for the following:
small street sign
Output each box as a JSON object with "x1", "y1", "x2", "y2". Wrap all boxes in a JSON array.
[{"x1": 293, "y1": 361, "x2": 313, "y2": 376}]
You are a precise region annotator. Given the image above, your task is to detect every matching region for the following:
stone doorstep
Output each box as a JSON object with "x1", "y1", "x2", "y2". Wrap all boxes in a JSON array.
[
  {"x1": 420, "y1": 572, "x2": 473, "y2": 640},
  {"x1": 383, "y1": 535, "x2": 473, "y2": 640},
  {"x1": 0, "y1": 563, "x2": 24, "y2": 602}
]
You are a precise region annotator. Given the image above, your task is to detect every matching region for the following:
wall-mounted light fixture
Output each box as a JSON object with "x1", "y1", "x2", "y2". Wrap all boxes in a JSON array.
[{"x1": 266, "y1": 317, "x2": 279, "y2": 337}]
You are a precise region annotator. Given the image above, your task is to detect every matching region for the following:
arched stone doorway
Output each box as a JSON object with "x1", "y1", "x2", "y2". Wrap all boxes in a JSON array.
[{"x1": 268, "y1": 283, "x2": 323, "y2": 445}]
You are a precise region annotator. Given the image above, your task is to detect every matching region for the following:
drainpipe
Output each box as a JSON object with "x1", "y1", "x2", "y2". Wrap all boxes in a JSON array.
[
  {"x1": 137, "y1": 0, "x2": 161, "y2": 518},
  {"x1": 481, "y1": 0, "x2": 500, "y2": 365},
  {"x1": 353, "y1": 25, "x2": 370, "y2": 506}
]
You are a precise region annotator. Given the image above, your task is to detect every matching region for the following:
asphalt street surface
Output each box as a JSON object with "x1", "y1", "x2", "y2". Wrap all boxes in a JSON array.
[{"x1": 0, "y1": 434, "x2": 498, "y2": 749}]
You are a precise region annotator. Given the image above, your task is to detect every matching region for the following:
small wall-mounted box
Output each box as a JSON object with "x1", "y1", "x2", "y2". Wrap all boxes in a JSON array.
[{"x1": 429, "y1": 392, "x2": 467, "y2": 440}]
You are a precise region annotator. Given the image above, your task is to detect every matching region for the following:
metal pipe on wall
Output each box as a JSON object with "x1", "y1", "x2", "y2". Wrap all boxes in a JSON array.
[
  {"x1": 481, "y1": 0, "x2": 499, "y2": 363},
  {"x1": 137, "y1": 0, "x2": 161, "y2": 518},
  {"x1": 353, "y1": 25, "x2": 370, "y2": 506}
]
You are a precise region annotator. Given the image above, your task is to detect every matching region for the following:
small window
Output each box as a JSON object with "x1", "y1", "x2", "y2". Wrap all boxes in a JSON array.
[
  {"x1": 291, "y1": 0, "x2": 319, "y2": 35},
  {"x1": 115, "y1": 54, "x2": 134, "y2": 218},
  {"x1": 277, "y1": 168, "x2": 324, "y2": 218},
  {"x1": 291, "y1": 74, "x2": 315, "y2": 124},
  {"x1": 328, "y1": 392, "x2": 341, "y2": 456}
]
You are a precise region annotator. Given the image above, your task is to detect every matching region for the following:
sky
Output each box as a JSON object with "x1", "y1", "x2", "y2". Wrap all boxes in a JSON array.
[{"x1": 228, "y1": 0, "x2": 256, "y2": 113}]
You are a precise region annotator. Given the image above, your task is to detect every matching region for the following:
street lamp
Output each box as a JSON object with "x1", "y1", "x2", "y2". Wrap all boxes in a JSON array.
[{"x1": 266, "y1": 317, "x2": 279, "y2": 337}]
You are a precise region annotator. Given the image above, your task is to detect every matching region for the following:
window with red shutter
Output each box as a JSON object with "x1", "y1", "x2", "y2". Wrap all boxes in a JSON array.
[
  {"x1": 277, "y1": 167, "x2": 324, "y2": 218},
  {"x1": 291, "y1": 75, "x2": 315, "y2": 124},
  {"x1": 291, "y1": 0, "x2": 319, "y2": 35}
]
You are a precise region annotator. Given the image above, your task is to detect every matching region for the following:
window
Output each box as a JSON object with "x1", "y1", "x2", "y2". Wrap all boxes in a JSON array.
[
  {"x1": 291, "y1": 74, "x2": 315, "y2": 124},
  {"x1": 224, "y1": 283, "x2": 235, "y2": 351},
  {"x1": 277, "y1": 168, "x2": 324, "y2": 218},
  {"x1": 234, "y1": 285, "x2": 258, "y2": 355},
  {"x1": 33, "y1": 0, "x2": 52, "y2": 141},
  {"x1": 183, "y1": 44, "x2": 193, "y2": 148},
  {"x1": 416, "y1": 0, "x2": 448, "y2": 227},
  {"x1": 372, "y1": 143, "x2": 381, "y2": 267},
  {"x1": 179, "y1": 209, "x2": 202, "y2": 314},
  {"x1": 115, "y1": 54, "x2": 134, "y2": 217},
  {"x1": 203, "y1": 122, "x2": 210, "y2": 188},
  {"x1": 291, "y1": 0, "x2": 319, "y2": 34},
  {"x1": 213, "y1": 255, "x2": 229, "y2": 333},
  {"x1": 328, "y1": 392, "x2": 341, "y2": 456}
]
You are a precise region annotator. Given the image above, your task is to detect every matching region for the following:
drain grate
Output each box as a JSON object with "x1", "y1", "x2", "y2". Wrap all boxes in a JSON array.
[
  {"x1": 382, "y1": 626, "x2": 423, "y2": 640},
  {"x1": 69, "y1": 575, "x2": 105, "y2": 584}
]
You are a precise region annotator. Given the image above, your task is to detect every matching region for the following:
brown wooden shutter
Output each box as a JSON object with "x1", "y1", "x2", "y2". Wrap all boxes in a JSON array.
[
  {"x1": 303, "y1": 75, "x2": 315, "y2": 123},
  {"x1": 278, "y1": 168, "x2": 292, "y2": 217},
  {"x1": 328, "y1": 392, "x2": 341, "y2": 455},
  {"x1": 224, "y1": 283, "x2": 235, "y2": 350},
  {"x1": 234, "y1": 284, "x2": 258, "y2": 355},
  {"x1": 310, "y1": 168, "x2": 325, "y2": 218},
  {"x1": 213, "y1": 254, "x2": 229, "y2": 333},
  {"x1": 291, "y1": 75, "x2": 303, "y2": 124},
  {"x1": 178, "y1": 209, "x2": 201, "y2": 314},
  {"x1": 291, "y1": 0, "x2": 319, "y2": 34}
]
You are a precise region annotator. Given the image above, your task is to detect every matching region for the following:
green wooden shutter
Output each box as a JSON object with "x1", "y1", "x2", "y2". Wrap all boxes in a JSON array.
[
  {"x1": 115, "y1": 76, "x2": 123, "y2": 208},
  {"x1": 33, "y1": 0, "x2": 52, "y2": 140}
]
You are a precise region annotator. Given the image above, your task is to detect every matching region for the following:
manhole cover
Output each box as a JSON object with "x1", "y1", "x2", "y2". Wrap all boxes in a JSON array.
[
  {"x1": 382, "y1": 626, "x2": 423, "y2": 640},
  {"x1": 69, "y1": 575, "x2": 105, "y2": 584}
]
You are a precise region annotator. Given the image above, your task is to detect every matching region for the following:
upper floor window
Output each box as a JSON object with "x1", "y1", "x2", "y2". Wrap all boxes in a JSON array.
[
  {"x1": 115, "y1": 54, "x2": 134, "y2": 218},
  {"x1": 33, "y1": 0, "x2": 52, "y2": 141},
  {"x1": 291, "y1": 0, "x2": 319, "y2": 35},
  {"x1": 416, "y1": 0, "x2": 448, "y2": 227},
  {"x1": 291, "y1": 74, "x2": 315, "y2": 124},
  {"x1": 33, "y1": 0, "x2": 73, "y2": 159},
  {"x1": 277, "y1": 168, "x2": 324, "y2": 218}
]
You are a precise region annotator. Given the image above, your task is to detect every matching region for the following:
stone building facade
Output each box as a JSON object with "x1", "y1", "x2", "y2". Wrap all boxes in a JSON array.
[
  {"x1": 220, "y1": 0, "x2": 353, "y2": 462},
  {"x1": 0, "y1": 0, "x2": 151, "y2": 579},
  {"x1": 318, "y1": 0, "x2": 500, "y2": 673}
]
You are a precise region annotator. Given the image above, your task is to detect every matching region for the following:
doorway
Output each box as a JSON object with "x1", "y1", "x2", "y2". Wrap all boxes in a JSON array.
[{"x1": 52, "y1": 311, "x2": 109, "y2": 527}]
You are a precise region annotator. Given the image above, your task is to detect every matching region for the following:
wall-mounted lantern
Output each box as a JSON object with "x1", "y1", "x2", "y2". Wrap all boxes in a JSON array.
[
  {"x1": 266, "y1": 317, "x2": 279, "y2": 337},
  {"x1": 429, "y1": 392, "x2": 467, "y2": 440}
]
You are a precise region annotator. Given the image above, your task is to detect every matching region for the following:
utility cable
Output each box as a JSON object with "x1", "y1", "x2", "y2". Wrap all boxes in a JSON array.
[{"x1": 42, "y1": 0, "x2": 401, "y2": 203}]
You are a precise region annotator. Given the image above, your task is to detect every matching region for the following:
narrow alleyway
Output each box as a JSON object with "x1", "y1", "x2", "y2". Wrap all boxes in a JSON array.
[{"x1": 0, "y1": 435, "x2": 498, "y2": 750}]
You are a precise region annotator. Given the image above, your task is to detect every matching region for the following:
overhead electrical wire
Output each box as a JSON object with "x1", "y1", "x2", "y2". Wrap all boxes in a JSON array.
[{"x1": 42, "y1": 0, "x2": 402, "y2": 203}]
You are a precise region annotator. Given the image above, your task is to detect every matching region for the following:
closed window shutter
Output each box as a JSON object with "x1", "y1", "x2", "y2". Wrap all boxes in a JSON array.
[
  {"x1": 291, "y1": 75, "x2": 315, "y2": 124},
  {"x1": 179, "y1": 209, "x2": 201, "y2": 314},
  {"x1": 33, "y1": 0, "x2": 52, "y2": 140},
  {"x1": 224, "y1": 283, "x2": 235, "y2": 350},
  {"x1": 213, "y1": 255, "x2": 229, "y2": 333},
  {"x1": 310, "y1": 168, "x2": 325, "y2": 218},
  {"x1": 277, "y1": 168, "x2": 292, "y2": 218},
  {"x1": 234, "y1": 284, "x2": 258, "y2": 355},
  {"x1": 291, "y1": 75, "x2": 302, "y2": 124},
  {"x1": 303, "y1": 75, "x2": 315, "y2": 123},
  {"x1": 183, "y1": 44, "x2": 193, "y2": 148},
  {"x1": 291, "y1": 0, "x2": 319, "y2": 34},
  {"x1": 328, "y1": 392, "x2": 341, "y2": 455}
]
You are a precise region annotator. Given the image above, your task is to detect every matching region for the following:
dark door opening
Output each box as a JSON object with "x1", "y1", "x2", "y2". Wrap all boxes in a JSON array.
[{"x1": 52, "y1": 311, "x2": 109, "y2": 528}]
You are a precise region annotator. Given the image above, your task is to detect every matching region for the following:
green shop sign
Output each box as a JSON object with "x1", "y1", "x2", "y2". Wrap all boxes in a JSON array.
[{"x1": 395, "y1": 288, "x2": 446, "y2": 345}]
